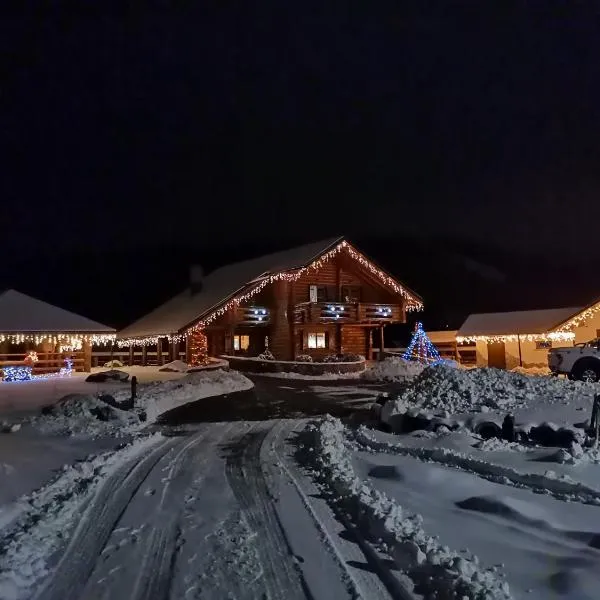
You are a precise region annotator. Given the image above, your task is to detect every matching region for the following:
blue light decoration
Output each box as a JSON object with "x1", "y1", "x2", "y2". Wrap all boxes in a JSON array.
[
  {"x1": 402, "y1": 322, "x2": 442, "y2": 364},
  {"x1": 2, "y1": 366, "x2": 33, "y2": 382},
  {"x1": 1, "y1": 356, "x2": 74, "y2": 383}
]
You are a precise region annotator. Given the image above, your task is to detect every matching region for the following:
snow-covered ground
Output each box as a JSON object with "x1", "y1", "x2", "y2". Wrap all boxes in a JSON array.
[
  {"x1": 22, "y1": 368, "x2": 254, "y2": 438},
  {"x1": 4, "y1": 362, "x2": 600, "y2": 599}
]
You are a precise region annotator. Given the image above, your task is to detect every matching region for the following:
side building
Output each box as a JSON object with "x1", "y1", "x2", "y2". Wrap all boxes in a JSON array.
[
  {"x1": 117, "y1": 237, "x2": 423, "y2": 365},
  {"x1": 429, "y1": 299, "x2": 600, "y2": 370}
]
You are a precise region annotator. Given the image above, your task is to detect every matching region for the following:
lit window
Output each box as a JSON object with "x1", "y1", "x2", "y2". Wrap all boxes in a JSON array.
[
  {"x1": 307, "y1": 332, "x2": 327, "y2": 349},
  {"x1": 233, "y1": 335, "x2": 250, "y2": 351}
]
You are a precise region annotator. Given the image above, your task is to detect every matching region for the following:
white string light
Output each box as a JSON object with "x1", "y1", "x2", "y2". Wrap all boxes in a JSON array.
[
  {"x1": 457, "y1": 331, "x2": 576, "y2": 344},
  {"x1": 0, "y1": 333, "x2": 115, "y2": 345},
  {"x1": 117, "y1": 241, "x2": 423, "y2": 347},
  {"x1": 553, "y1": 301, "x2": 600, "y2": 332}
]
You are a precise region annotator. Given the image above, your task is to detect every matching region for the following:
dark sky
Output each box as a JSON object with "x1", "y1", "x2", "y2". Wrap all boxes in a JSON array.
[
  {"x1": 3, "y1": 3, "x2": 600, "y2": 255},
  {"x1": 2, "y1": 3, "x2": 600, "y2": 329}
]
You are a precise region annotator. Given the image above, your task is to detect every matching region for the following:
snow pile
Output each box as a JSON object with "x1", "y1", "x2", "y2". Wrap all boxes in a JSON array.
[
  {"x1": 362, "y1": 357, "x2": 426, "y2": 382},
  {"x1": 112, "y1": 368, "x2": 254, "y2": 422},
  {"x1": 312, "y1": 416, "x2": 512, "y2": 599},
  {"x1": 511, "y1": 366, "x2": 550, "y2": 376},
  {"x1": 159, "y1": 360, "x2": 189, "y2": 372},
  {"x1": 0, "y1": 434, "x2": 163, "y2": 600},
  {"x1": 385, "y1": 363, "x2": 599, "y2": 416},
  {"x1": 475, "y1": 437, "x2": 529, "y2": 452},
  {"x1": 30, "y1": 394, "x2": 140, "y2": 438}
]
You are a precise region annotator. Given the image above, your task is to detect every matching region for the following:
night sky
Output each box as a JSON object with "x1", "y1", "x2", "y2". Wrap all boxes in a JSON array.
[{"x1": 2, "y1": 3, "x2": 600, "y2": 330}]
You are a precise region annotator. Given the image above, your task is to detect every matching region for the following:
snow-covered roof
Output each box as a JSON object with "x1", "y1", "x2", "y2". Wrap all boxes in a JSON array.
[
  {"x1": 0, "y1": 289, "x2": 115, "y2": 333},
  {"x1": 457, "y1": 307, "x2": 582, "y2": 337},
  {"x1": 427, "y1": 330, "x2": 458, "y2": 344},
  {"x1": 118, "y1": 237, "x2": 345, "y2": 338}
]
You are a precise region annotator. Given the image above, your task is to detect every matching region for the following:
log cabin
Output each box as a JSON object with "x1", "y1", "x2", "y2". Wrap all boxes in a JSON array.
[
  {"x1": 117, "y1": 237, "x2": 423, "y2": 365},
  {"x1": 0, "y1": 289, "x2": 116, "y2": 375}
]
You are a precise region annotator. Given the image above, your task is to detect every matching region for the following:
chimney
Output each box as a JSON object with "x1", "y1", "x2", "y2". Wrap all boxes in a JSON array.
[{"x1": 190, "y1": 265, "x2": 204, "y2": 295}]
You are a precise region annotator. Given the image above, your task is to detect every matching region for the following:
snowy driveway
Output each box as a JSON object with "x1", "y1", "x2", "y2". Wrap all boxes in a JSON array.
[{"x1": 22, "y1": 420, "x2": 398, "y2": 600}]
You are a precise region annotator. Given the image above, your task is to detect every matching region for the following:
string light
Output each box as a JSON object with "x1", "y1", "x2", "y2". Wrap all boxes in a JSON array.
[
  {"x1": 0, "y1": 333, "x2": 115, "y2": 345},
  {"x1": 1, "y1": 357, "x2": 73, "y2": 383},
  {"x1": 554, "y1": 301, "x2": 600, "y2": 332},
  {"x1": 403, "y1": 322, "x2": 442, "y2": 364},
  {"x1": 117, "y1": 240, "x2": 423, "y2": 347},
  {"x1": 188, "y1": 329, "x2": 208, "y2": 366},
  {"x1": 456, "y1": 331, "x2": 576, "y2": 344}
]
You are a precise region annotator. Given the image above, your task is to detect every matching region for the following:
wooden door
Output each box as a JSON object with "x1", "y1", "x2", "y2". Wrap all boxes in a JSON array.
[{"x1": 487, "y1": 341, "x2": 506, "y2": 369}]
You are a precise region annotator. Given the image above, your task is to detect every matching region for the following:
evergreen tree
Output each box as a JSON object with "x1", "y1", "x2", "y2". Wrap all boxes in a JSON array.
[{"x1": 402, "y1": 322, "x2": 441, "y2": 363}]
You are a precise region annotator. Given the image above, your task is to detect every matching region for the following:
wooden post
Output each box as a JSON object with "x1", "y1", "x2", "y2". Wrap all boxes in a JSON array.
[
  {"x1": 517, "y1": 334, "x2": 523, "y2": 367},
  {"x1": 368, "y1": 328, "x2": 373, "y2": 360},
  {"x1": 156, "y1": 338, "x2": 163, "y2": 365},
  {"x1": 128, "y1": 345, "x2": 134, "y2": 366},
  {"x1": 378, "y1": 325, "x2": 385, "y2": 361},
  {"x1": 141, "y1": 345, "x2": 147, "y2": 366},
  {"x1": 82, "y1": 340, "x2": 92, "y2": 373}
]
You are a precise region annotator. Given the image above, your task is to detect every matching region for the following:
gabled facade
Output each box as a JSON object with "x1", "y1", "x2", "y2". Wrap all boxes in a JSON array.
[
  {"x1": 118, "y1": 237, "x2": 423, "y2": 364},
  {"x1": 430, "y1": 299, "x2": 600, "y2": 370},
  {"x1": 0, "y1": 289, "x2": 115, "y2": 373}
]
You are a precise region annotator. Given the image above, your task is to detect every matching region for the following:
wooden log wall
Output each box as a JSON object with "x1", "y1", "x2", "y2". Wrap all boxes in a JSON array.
[
  {"x1": 269, "y1": 279, "x2": 293, "y2": 360},
  {"x1": 341, "y1": 326, "x2": 368, "y2": 357}
]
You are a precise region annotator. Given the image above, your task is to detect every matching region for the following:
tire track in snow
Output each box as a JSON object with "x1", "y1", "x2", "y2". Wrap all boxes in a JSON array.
[
  {"x1": 225, "y1": 421, "x2": 308, "y2": 600},
  {"x1": 267, "y1": 420, "x2": 414, "y2": 600},
  {"x1": 355, "y1": 428, "x2": 600, "y2": 507},
  {"x1": 34, "y1": 436, "x2": 180, "y2": 600},
  {"x1": 120, "y1": 423, "x2": 239, "y2": 600}
]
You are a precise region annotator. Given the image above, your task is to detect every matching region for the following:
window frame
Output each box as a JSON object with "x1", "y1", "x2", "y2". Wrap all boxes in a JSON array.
[
  {"x1": 306, "y1": 332, "x2": 328, "y2": 349},
  {"x1": 233, "y1": 334, "x2": 250, "y2": 351}
]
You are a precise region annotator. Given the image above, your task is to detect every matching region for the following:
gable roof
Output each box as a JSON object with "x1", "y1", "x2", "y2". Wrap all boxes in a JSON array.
[
  {"x1": 0, "y1": 289, "x2": 115, "y2": 333},
  {"x1": 118, "y1": 236, "x2": 422, "y2": 339},
  {"x1": 457, "y1": 307, "x2": 582, "y2": 338}
]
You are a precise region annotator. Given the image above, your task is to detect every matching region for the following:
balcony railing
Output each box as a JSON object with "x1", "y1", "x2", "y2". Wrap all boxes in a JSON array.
[
  {"x1": 293, "y1": 302, "x2": 401, "y2": 324},
  {"x1": 235, "y1": 306, "x2": 270, "y2": 325}
]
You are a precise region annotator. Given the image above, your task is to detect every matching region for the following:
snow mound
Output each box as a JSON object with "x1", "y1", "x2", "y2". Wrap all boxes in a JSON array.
[
  {"x1": 362, "y1": 357, "x2": 426, "y2": 382},
  {"x1": 111, "y1": 368, "x2": 254, "y2": 423},
  {"x1": 312, "y1": 417, "x2": 512, "y2": 599},
  {"x1": 159, "y1": 360, "x2": 189, "y2": 373},
  {"x1": 30, "y1": 394, "x2": 139, "y2": 438},
  {"x1": 386, "y1": 364, "x2": 599, "y2": 416}
]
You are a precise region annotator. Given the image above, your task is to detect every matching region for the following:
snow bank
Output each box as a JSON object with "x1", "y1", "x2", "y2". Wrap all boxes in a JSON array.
[
  {"x1": 0, "y1": 434, "x2": 163, "y2": 600},
  {"x1": 385, "y1": 363, "x2": 599, "y2": 417},
  {"x1": 312, "y1": 416, "x2": 512, "y2": 599},
  {"x1": 362, "y1": 357, "x2": 426, "y2": 382},
  {"x1": 29, "y1": 394, "x2": 140, "y2": 438},
  {"x1": 112, "y1": 368, "x2": 254, "y2": 422}
]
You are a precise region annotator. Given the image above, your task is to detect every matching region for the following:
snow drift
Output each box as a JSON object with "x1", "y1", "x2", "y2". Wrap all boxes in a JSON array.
[
  {"x1": 384, "y1": 363, "x2": 600, "y2": 417},
  {"x1": 311, "y1": 416, "x2": 512, "y2": 599}
]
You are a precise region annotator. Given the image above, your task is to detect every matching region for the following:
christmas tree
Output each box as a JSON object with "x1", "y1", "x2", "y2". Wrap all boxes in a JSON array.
[{"x1": 402, "y1": 322, "x2": 441, "y2": 364}]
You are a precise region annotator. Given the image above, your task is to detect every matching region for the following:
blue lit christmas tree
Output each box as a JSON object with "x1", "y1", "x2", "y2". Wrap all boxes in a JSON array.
[{"x1": 402, "y1": 322, "x2": 441, "y2": 364}]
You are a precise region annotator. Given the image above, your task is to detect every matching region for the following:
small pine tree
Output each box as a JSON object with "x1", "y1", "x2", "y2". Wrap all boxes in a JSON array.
[{"x1": 402, "y1": 322, "x2": 441, "y2": 364}]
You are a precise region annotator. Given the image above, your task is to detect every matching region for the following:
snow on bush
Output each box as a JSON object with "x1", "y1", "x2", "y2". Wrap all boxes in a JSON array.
[
  {"x1": 30, "y1": 394, "x2": 140, "y2": 438},
  {"x1": 103, "y1": 359, "x2": 124, "y2": 368},
  {"x1": 385, "y1": 363, "x2": 600, "y2": 416},
  {"x1": 295, "y1": 354, "x2": 313, "y2": 362},
  {"x1": 323, "y1": 353, "x2": 364, "y2": 363},
  {"x1": 362, "y1": 356, "x2": 426, "y2": 382},
  {"x1": 112, "y1": 368, "x2": 254, "y2": 423},
  {"x1": 257, "y1": 349, "x2": 275, "y2": 361},
  {"x1": 312, "y1": 417, "x2": 512, "y2": 599},
  {"x1": 0, "y1": 434, "x2": 163, "y2": 600}
]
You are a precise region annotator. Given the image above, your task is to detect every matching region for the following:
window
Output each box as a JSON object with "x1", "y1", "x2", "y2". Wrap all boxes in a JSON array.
[
  {"x1": 341, "y1": 285, "x2": 361, "y2": 302},
  {"x1": 233, "y1": 335, "x2": 250, "y2": 351},
  {"x1": 309, "y1": 285, "x2": 328, "y2": 303},
  {"x1": 307, "y1": 332, "x2": 327, "y2": 349},
  {"x1": 535, "y1": 340, "x2": 552, "y2": 350}
]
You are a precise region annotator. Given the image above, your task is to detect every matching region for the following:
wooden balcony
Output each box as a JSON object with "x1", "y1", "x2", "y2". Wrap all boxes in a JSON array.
[
  {"x1": 293, "y1": 302, "x2": 402, "y2": 325},
  {"x1": 235, "y1": 306, "x2": 270, "y2": 325}
]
